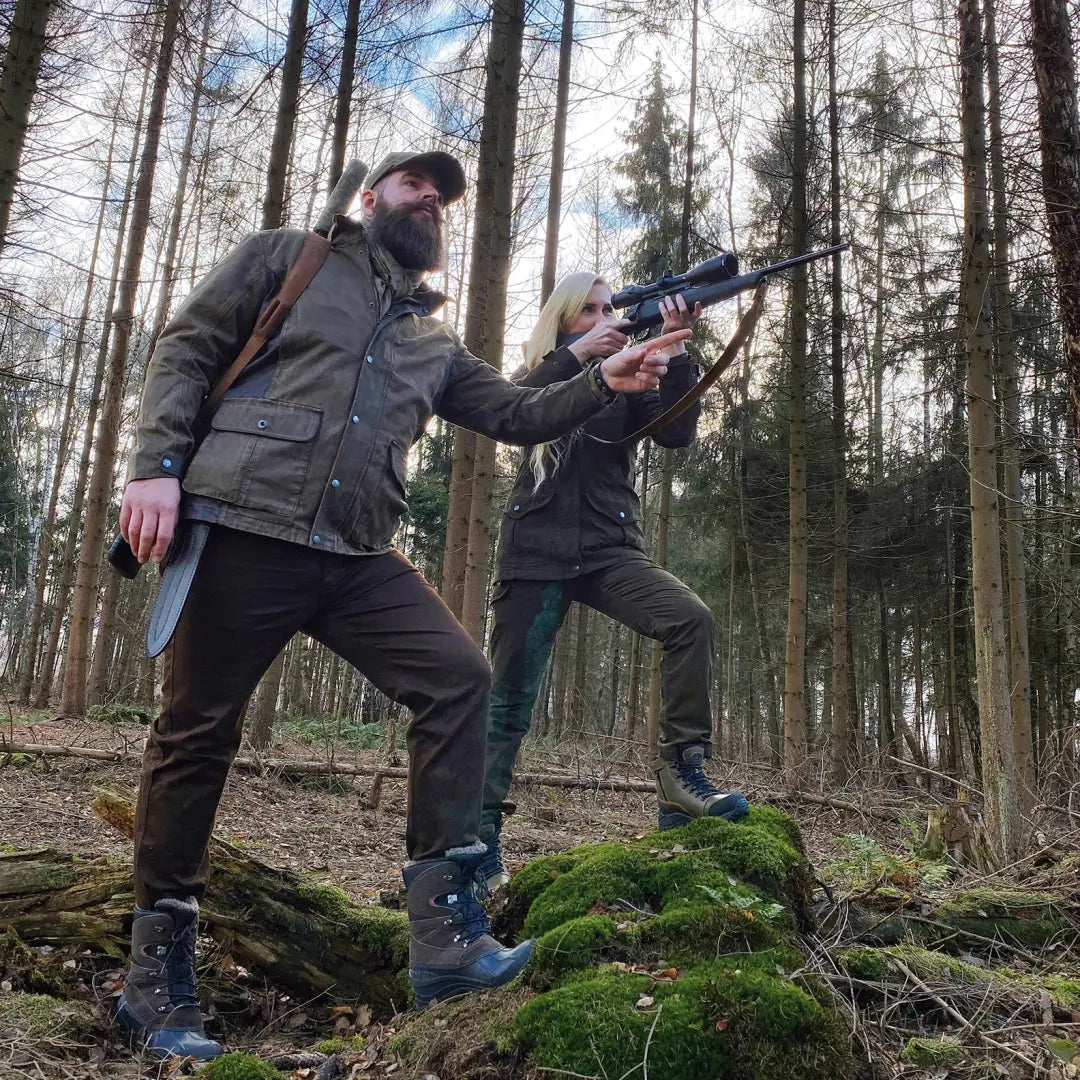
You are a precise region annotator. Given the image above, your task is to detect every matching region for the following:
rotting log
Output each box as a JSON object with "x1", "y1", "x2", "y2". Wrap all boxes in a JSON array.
[
  {"x1": 0, "y1": 791, "x2": 410, "y2": 1012},
  {"x1": 0, "y1": 739, "x2": 904, "y2": 817}
]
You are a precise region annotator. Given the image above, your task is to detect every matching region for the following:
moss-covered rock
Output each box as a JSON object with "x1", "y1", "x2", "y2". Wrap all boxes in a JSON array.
[
  {"x1": 392, "y1": 810, "x2": 853, "y2": 1080},
  {"x1": 516, "y1": 953, "x2": 851, "y2": 1080},
  {"x1": 0, "y1": 992, "x2": 97, "y2": 1039},
  {"x1": 198, "y1": 1052, "x2": 281, "y2": 1079}
]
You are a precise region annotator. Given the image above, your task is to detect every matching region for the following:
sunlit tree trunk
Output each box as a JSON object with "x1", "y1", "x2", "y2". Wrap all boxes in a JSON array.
[
  {"x1": 539, "y1": 0, "x2": 574, "y2": 306},
  {"x1": 61, "y1": 0, "x2": 181, "y2": 716},
  {"x1": 959, "y1": 0, "x2": 1021, "y2": 860},
  {"x1": 328, "y1": 0, "x2": 361, "y2": 193},
  {"x1": 456, "y1": 0, "x2": 526, "y2": 643},
  {"x1": 34, "y1": 60, "x2": 153, "y2": 708},
  {"x1": 262, "y1": 0, "x2": 309, "y2": 229}
]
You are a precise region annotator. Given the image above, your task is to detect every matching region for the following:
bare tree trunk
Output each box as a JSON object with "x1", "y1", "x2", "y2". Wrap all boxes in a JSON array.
[
  {"x1": 0, "y1": 0, "x2": 58, "y2": 253},
  {"x1": 784, "y1": 0, "x2": 810, "y2": 782},
  {"x1": 34, "y1": 60, "x2": 154, "y2": 708},
  {"x1": 456, "y1": 0, "x2": 526, "y2": 644},
  {"x1": 262, "y1": 0, "x2": 309, "y2": 229},
  {"x1": 328, "y1": 0, "x2": 362, "y2": 193},
  {"x1": 985, "y1": 0, "x2": 1034, "y2": 804},
  {"x1": 539, "y1": 0, "x2": 574, "y2": 307},
  {"x1": 959, "y1": 0, "x2": 1021, "y2": 860},
  {"x1": 440, "y1": 433, "x2": 473, "y2": 620},
  {"x1": 827, "y1": 0, "x2": 852, "y2": 783},
  {"x1": 15, "y1": 109, "x2": 121, "y2": 704},
  {"x1": 1029, "y1": 0, "x2": 1080, "y2": 471},
  {"x1": 248, "y1": 649, "x2": 286, "y2": 750},
  {"x1": 149, "y1": 0, "x2": 212, "y2": 349},
  {"x1": 61, "y1": 0, "x2": 181, "y2": 717}
]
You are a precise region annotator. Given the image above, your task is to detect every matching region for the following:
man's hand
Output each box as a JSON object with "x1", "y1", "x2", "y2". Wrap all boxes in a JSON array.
[
  {"x1": 119, "y1": 477, "x2": 181, "y2": 565},
  {"x1": 567, "y1": 320, "x2": 632, "y2": 364},
  {"x1": 598, "y1": 329, "x2": 692, "y2": 393}
]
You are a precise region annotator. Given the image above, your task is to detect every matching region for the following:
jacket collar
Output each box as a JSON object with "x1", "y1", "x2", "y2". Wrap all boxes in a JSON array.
[{"x1": 328, "y1": 214, "x2": 448, "y2": 316}]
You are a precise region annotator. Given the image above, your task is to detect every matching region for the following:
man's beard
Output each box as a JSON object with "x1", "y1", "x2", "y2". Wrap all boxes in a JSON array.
[{"x1": 367, "y1": 196, "x2": 443, "y2": 272}]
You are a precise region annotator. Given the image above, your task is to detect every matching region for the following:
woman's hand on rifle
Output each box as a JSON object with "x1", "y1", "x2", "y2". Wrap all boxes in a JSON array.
[
  {"x1": 658, "y1": 293, "x2": 703, "y2": 356},
  {"x1": 567, "y1": 320, "x2": 632, "y2": 365}
]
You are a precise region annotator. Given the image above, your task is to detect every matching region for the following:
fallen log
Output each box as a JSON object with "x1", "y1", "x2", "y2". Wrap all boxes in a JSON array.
[
  {"x1": 0, "y1": 739, "x2": 903, "y2": 817},
  {"x1": 0, "y1": 790, "x2": 409, "y2": 1011}
]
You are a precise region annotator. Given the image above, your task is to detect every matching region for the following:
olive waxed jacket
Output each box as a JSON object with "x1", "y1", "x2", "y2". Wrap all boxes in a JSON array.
[
  {"x1": 495, "y1": 344, "x2": 701, "y2": 580},
  {"x1": 131, "y1": 217, "x2": 614, "y2": 555}
]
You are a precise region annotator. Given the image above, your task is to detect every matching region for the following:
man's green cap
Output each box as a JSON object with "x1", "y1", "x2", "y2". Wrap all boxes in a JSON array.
[{"x1": 364, "y1": 151, "x2": 467, "y2": 205}]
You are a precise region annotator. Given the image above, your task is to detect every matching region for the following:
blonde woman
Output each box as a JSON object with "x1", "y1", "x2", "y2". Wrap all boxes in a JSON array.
[{"x1": 476, "y1": 272, "x2": 749, "y2": 893}]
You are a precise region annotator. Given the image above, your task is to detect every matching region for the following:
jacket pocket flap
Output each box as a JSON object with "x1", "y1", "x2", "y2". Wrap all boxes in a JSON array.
[
  {"x1": 210, "y1": 398, "x2": 322, "y2": 442},
  {"x1": 583, "y1": 486, "x2": 640, "y2": 523},
  {"x1": 505, "y1": 483, "x2": 558, "y2": 518}
]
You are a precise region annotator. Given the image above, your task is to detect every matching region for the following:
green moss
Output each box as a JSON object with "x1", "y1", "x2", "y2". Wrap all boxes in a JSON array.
[
  {"x1": 900, "y1": 1036, "x2": 967, "y2": 1067},
  {"x1": 515, "y1": 953, "x2": 853, "y2": 1080},
  {"x1": 313, "y1": 1034, "x2": 366, "y2": 1055},
  {"x1": 198, "y1": 1052, "x2": 281, "y2": 1079},
  {"x1": 0, "y1": 992, "x2": 96, "y2": 1038},
  {"x1": 0, "y1": 752, "x2": 34, "y2": 768},
  {"x1": 936, "y1": 887, "x2": 1069, "y2": 947},
  {"x1": 385, "y1": 1031, "x2": 419, "y2": 1065}
]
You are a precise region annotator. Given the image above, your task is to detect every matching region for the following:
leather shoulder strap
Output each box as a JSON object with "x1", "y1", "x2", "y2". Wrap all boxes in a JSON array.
[{"x1": 199, "y1": 232, "x2": 331, "y2": 420}]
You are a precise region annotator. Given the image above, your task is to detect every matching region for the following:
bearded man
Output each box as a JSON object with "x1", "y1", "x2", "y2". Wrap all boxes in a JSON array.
[{"x1": 114, "y1": 151, "x2": 687, "y2": 1059}]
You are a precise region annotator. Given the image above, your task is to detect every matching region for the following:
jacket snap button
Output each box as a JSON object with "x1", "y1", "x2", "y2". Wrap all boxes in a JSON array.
[
  {"x1": 257, "y1": 419, "x2": 268, "y2": 429},
  {"x1": 312, "y1": 535, "x2": 321, "y2": 544},
  {"x1": 352, "y1": 415, "x2": 360, "y2": 424},
  {"x1": 162, "y1": 457, "x2": 172, "y2": 469},
  {"x1": 366, "y1": 355, "x2": 374, "y2": 364},
  {"x1": 331, "y1": 479, "x2": 340, "y2": 488},
  {"x1": 512, "y1": 504, "x2": 520, "y2": 511},
  {"x1": 619, "y1": 511, "x2": 625, "y2": 518}
]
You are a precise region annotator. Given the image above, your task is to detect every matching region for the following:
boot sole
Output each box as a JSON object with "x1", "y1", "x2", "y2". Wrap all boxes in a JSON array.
[
  {"x1": 658, "y1": 808, "x2": 693, "y2": 831},
  {"x1": 410, "y1": 949, "x2": 532, "y2": 1010},
  {"x1": 115, "y1": 1000, "x2": 223, "y2": 1061}
]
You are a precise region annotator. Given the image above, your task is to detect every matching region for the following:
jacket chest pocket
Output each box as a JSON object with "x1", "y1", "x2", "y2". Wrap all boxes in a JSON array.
[{"x1": 183, "y1": 398, "x2": 322, "y2": 519}]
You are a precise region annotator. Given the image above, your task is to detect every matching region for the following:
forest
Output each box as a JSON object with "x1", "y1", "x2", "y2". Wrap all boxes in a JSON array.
[{"x1": 0, "y1": 0, "x2": 1078, "y2": 1075}]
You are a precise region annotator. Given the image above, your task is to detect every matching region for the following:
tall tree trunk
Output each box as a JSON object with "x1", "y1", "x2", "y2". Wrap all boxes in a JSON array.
[
  {"x1": 262, "y1": 0, "x2": 309, "y2": 229},
  {"x1": 0, "y1": 0, "x2": 58, "y2": 253},
  {"x1": 34, "y1": 59, "x2": 154, "y2": 708},
  {"x1": 440, "y1": 433, "x2": 474, "y2": 620},
  {"x1": 456, "y1": 0, "x2": 526, "y2": 644},
  {"x1": 61, "y1": 0, "x2": 181, "y2": 717},
  {"x1": 985, "y1": 0, "x2": 1034, "y2": 803},
  {"x1": 959, "y1": 0, "x2": 1021, "y2": 860},
  {"x1": 149, "y1": 0, "x2": 212, "y2": 350},
  {"x1": 827, "y1": 0, "x2": 852, "y2": 783},
  {"x1": 539, "y1": 0, "x2": 574, "y2": 306},
  {"x1": 15, "y1": 108, "x2": 121, "y2": 704},
  {"x1": 248, "y1": 649, "x2": 286, "y2": 750},
  {"x1": 784, "y1": 0, "x2": 810, "y2": 782},
  {"x1": 328, "y1": 0, "x2": 362, "y2": 193},
  {"x1": 1029, "y1": 0, "x2": 1080, "y2": 470}
]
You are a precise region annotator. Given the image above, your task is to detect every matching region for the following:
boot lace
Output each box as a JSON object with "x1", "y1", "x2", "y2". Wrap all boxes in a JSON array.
[
  {"x1": 446, "y1": 884, "x2": 493, "y2": 946},
  {"x1": 674, "y1": 759, "x2": 721, "y2": 801},
  {"x1": 161, "y1": 920, "x2": 199, "y2": 1007}
]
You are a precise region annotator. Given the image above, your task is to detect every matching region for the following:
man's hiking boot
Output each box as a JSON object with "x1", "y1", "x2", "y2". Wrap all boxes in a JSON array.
[
  {"x1": 404, "y1": 844, "x2": 533, "y2": 1009},
  {"x1": 653, "y1": 743, "x2": 750, "y2": 830},
  {"x1": 115, "y1": 898, "x2": 223, "y2": 1061},
  {"x1": 476, "y1": 813, "x2": 510, "y2": 897}
]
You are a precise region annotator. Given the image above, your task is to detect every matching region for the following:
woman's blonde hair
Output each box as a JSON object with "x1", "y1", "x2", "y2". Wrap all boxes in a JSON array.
[{"x1": 524, "y1": 272, "x2": 608, "y2": 488}]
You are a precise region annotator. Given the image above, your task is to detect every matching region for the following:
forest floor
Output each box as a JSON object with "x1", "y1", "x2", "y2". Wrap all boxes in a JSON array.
[{"x1": 1, "y1": 709, "x2": 1078, "y2": 1080}]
